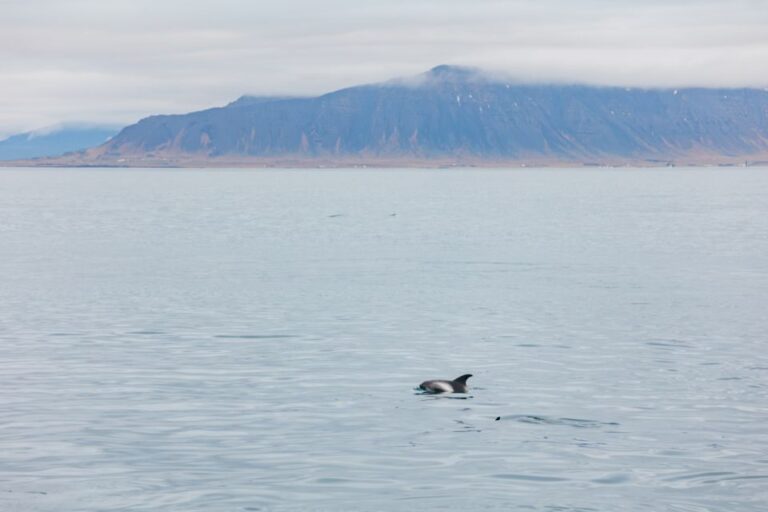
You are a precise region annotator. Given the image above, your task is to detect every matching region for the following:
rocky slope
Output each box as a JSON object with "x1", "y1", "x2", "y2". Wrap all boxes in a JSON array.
[{"x1": 73, "y1": 66, "x2": 768, "y2": 165}]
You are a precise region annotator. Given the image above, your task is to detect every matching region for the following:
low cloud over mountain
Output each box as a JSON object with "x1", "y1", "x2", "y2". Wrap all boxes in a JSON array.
[{"x1": 41, "y1": 66, "x2": 768, "y2": 166}]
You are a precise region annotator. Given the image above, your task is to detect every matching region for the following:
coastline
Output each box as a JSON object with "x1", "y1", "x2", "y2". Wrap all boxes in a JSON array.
[{"x1": 3, "y1": 153, "x2": 768, "y2": 169}]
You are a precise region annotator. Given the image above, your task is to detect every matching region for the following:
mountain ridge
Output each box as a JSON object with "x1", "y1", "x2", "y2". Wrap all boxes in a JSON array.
[
  {"x1": 9, "y1": 66, "x2": 768, "y2": 167},
  {"x1": 0, "y1": 124, "x2": 120, "y2": 161}
]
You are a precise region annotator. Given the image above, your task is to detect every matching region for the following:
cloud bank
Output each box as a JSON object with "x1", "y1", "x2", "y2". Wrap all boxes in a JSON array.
[{"x1": 2, "y1": 0, "x2": 767, "y2": 137}]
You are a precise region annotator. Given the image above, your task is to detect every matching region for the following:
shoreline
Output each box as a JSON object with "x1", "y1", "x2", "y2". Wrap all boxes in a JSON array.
[{"x1": 3, "y1": 154, "x2": 768, "y2": 169}]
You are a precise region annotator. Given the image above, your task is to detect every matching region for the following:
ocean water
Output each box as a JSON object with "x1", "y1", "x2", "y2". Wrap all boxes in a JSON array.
[{"x1": 1, "y1": 167, "x2": 767, "y2": 512}]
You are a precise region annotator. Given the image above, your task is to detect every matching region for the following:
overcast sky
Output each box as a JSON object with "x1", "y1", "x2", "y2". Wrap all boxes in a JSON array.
[{"x1": 2, "y1": 0, "x2": 767, "y2": 137}]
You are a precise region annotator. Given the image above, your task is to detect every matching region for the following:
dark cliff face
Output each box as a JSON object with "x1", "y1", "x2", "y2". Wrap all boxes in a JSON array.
[{"x1": 97, "y1": 66, "x2": 768, "y2": 161}]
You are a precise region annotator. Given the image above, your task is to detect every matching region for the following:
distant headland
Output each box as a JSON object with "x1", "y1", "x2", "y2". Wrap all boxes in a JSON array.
[{"x1": 5, "y1": 65, "x2": 768, "y2": 168}]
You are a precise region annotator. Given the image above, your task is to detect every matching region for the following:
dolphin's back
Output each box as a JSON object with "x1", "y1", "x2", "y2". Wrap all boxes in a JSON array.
[{"x1": 419, "y1": 379, "x2": 455, "y2": 393}]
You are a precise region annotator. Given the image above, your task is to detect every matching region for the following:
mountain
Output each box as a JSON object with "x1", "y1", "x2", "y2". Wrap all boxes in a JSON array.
[
  {"x1": 0, "y1": 124, "x2": 120, "y2": 161},
  {"x1": 27, "y1": 66, "x2": 768, "y2": 166}
]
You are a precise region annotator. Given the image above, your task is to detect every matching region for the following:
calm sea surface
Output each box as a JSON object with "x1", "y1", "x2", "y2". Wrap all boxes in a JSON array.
[{"x1": 1, "y1": 167, "x2": 767, "y2": 512}]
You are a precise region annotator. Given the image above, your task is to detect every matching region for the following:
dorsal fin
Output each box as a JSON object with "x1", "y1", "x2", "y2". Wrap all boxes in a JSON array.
[{"x1": 453, "y1": 374, "x2": 473, "y2": 383}]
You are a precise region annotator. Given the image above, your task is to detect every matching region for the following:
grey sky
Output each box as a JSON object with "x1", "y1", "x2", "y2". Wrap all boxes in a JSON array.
[{"x1": 2, "y1": 0, "x2": 767, "y2": 137}]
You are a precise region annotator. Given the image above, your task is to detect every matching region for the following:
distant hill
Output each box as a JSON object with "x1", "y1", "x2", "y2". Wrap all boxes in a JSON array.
[
  {"x1": 22, "y1": 66, "x2": 768, "y2": 166},
  {"x1": 0, "y1": 125, "x2": 120, "y2": 161}
]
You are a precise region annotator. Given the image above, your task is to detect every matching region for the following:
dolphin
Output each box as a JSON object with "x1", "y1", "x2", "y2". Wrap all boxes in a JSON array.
[{"x1": 418, "y1": 374, "x2": 472, "y2": 394}]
